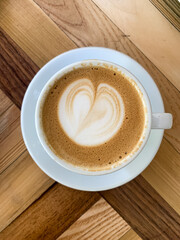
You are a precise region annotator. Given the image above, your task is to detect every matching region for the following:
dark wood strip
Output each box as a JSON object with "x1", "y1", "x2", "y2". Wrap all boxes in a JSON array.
[
  {"x1": 31, "y1": 3, "x2": 180, "y2": 238},
  {"x1": 0, "y1": 89, "x2": 12, "y2": 116},
  {"x1": 0, "y1": 105, "x2": 19, "y2": 141},
  {"x1": 34, "y1": 0, "x2": 180, "y2": 153},
  {"x1": 0, "y1": 150, "x2": 53, "y2": 231},
  {"x1": 0, "y1": 28, "x2": 39, "y2": 108},
  {"x1": 101, "y1": 175, "x2": 180, "y2": 240},
  {"x1": 0, "y1": 27, "x2": 100, "y2": 237},
  {"x1": 57, "y1": 198, "x2": 131, "y2": 240},
  {"x1": 0, "y1": 2, "x2": 179, "y2": 239},
  {"x1": 150, "y1": 0, "x2": 180, "y2": 31},
  {"x1": 0, "y1": 183, "x2": 100, "y2": 240}
]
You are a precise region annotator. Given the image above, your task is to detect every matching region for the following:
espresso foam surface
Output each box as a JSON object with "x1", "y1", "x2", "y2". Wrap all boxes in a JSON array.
[
  {"x1": 59, "y1": 78, "x2": 124, "y2": 146},
  {"x1": 42, "y1": 66, "x2": 145, "y2": 171}
]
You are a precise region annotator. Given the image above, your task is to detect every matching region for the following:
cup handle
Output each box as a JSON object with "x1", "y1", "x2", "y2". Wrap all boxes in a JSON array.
[{"x1": 152, "y1": 113, "x2": 173, "y2": 129}]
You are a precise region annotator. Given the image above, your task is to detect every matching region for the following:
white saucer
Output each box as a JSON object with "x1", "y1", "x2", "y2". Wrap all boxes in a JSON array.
[{"x1": 21, "y1": 47, "x2": 164, "y2": 191}]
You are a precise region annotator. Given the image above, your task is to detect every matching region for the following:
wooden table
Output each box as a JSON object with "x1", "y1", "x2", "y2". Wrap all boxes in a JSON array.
[{"x1": 0, "y1": 0, "x2": 180, "y2": 239}]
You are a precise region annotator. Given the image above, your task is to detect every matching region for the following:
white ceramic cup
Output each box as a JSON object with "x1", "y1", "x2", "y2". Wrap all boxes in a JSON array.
[{"x1": 35, "y1": 60, "x2": 172, "y2": 175}]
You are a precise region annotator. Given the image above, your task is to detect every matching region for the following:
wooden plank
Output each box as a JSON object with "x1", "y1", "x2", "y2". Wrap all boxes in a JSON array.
[
  {"x1": 142, "y1": 138, "x2": 180, "y2": 214},
  {"x1": 0, "y1": 103, "x2": 26, "y2": 174},
  {"x1": 0, "y1": 151, "x2": 54, "y2": 232},
  {"x1": 34, "y1": 0, "x2": 180, "y2": 153},
  {"x1": 0, "y1": 123, "x2": 26, "y2": 174},
  {"x1": 0, "y1": 0, "x2": 179, "y2": 238},
  {"x1": 33, "y1": 0, "x2": 180, "y2": 212},
  {"x1": 0, "y1": 104, "x2": 19, "y2": 139},
  {"x1": 120, "y1": 229, "x2": 142, "y2": 240},
  {"x1": 150, "y1": 0, "x2": 180, "y2": 31},
  {"x1": 0, "y1": 184, "x2": 100, "y2": 240},
  {"x1": 0, "y1": 5, "x2": 97, "y2": 236},
  {"x1": 0, "y1": 28, "x2": 39, "y2": 108},
  {"x1": 92, "y1": 0, "x2": 180, "y2": 91},
  {"x1": 0, "y1": 0, "x2": 76, "y2": 68},
  {"x1": 1, "y1": 134, "x2": 179, "y2": 238},
  {"x1": 101, "y1": 175, "x2": 180, "y2": 239},
  {"x1": 0, "y1": 89, "x2": 12, "y2": 115},
  {"x1": 57, "y1": 198, "x2": 130, "y2": 240}
]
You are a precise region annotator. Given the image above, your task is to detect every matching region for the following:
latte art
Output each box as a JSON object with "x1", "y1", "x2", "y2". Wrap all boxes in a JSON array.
[
  {"x1": 59, "y1": 79, "x2": 124, "y2": 146},
  {"x1": 41, "y1": 66, "x2": 145, "y2": 171}
]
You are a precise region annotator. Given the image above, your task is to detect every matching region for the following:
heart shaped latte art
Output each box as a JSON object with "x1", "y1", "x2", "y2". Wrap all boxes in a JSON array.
[{"x1": 58, "y1": 79, "x2": 125, "y2": 146}]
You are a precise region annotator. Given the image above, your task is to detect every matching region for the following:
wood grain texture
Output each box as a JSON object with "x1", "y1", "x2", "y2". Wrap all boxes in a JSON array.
[
  {"x1": 0, "y1": 3, "x2": 98, "y2": 238},
  {"x1": 34, "y1": 0, "x2": 180, "y2": 154},
  {"x1": 0, "y1": 122, "x2": 26, "y2": 174},
  {"x1": 93, "y1": 0, "x2": 180, "y2": 91},
  {"x1": 0, "y1": 104, "x2": 19, "y2": 140},
  {"x1": 0, "y1": 89, "x2": 12, "y2": 115},
  {"x1": 0, "y1": 0, "x2": 76, "y2": 68},
  {"x1": 120, "y1": 229, "x2": 142, "y2": 240},
  {"x1": 0, "y1": 1, "x2": 179, "y2": 239},
  {"x1": 0, "y1": 28, "x2": 39, "y2": 108},
  {"x1": 150, "y1": 0, "x2": 180, "y2": 31},
  {"x1": 57, "y1": 198, "x2": 130, "y2": 240},
  {"x1": 33, "y1": 0, "x2": 180, "y2": 210},
  {"x1": 142, "y1": 138, "x2": 180, "y2": 214},
  {"x1": 0, "y1": 151, "x2": 54, "y2": 232},
  {"x1": 0, "y1": 100, "x2": 26, "y2": 173},
  {"x1": 101, "y1": 175, "x2": 180, "y2": 240},
  {"x1": 0, "y1": 185, "x2": 100, "y2": 240}
]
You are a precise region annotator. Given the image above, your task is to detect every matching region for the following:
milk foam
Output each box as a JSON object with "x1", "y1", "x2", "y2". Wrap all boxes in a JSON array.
[{"x1": 58, "y1": 78, "x2": 125, "y2": 146}]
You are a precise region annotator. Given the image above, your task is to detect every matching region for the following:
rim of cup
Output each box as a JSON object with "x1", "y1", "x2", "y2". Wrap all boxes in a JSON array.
[{"x1": 35, "y1": 59, "x2": 152, "y2": 175}]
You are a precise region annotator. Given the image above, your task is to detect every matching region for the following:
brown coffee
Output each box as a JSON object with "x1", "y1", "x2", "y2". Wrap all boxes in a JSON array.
[{"x1": 41, "y1": 66, "x2": 145, "y2": 171}]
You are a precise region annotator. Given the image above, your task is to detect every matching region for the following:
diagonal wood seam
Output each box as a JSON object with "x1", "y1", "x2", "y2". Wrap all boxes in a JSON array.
[
  {"x1": 33, "y1": 0, "x2": 180, "y2": 151},
  {"x1": 0, "y1": 0, "x2": 179, "y2": 211},
  {"x1": 0, "y1": 0, "x2": 178, "y2": 195},
  {"x1": 0, "y1": 183, "x2": 101, "y2": 239},
  {"x1": 0, "y1": 0, "x2": 179, "y2": 238},
  {"x1": 150, "y1": 0, "x2": 180, "y2": 32},
  {"x1": 0, "y1": 149, "x2": 26, "y2": 176},
  {"x1": 32, "y1": 0, "x2": 180, "y2": 154},
  {"x1": 0, "y1": 2, "x2": 179, "y2": 214},
  {"x1": 0, "y1": 29, "x2": 39, "y2": 108},
  {"x1": 91, "y1": 0, "x2": 180, "y2": 92},
  {"x1": 0, "y1": 106, "x2": 20, "y2": 138},
  {"x1": 30, "y1": 0, "x2": 179, "y2": 150},
  {"x1": 163, "y1": 136, "x2": 180, "y2": 155},
  {"x1": 57, "y1": 198, "x2": 131, "y2": 240},
  {"x1": 33, "y1": 0, "x2": 179, "y2": 94},
  {"x1": 90, "y1": 0, "x2": 180, "y2": 94},
  {"x1": 0, "y1": 24, "x2": 102, "y2": 234},
  {"x1": 0, "y1": 103, "x2": 13, "y2": 118},
  {"x1": 119, "y1": 228, "x2": 142, "y2": 240},
  {"x1": 100, "y1": 175, "x2": 180, "y2": 239},
  {"x1": 33, "y1": 0, "x2": 180, "y2": 93}
]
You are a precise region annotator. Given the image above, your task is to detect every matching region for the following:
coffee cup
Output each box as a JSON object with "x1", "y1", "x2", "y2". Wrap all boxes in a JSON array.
[{"x1": 35, "y1": 60, "x2": 172, "y2": 175}]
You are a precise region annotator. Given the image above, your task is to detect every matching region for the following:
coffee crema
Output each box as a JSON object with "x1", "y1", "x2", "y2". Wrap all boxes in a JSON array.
[
  {"x1": 41, "y1": 66, "x2": 146, "y2": 171},
  {"x1": 59, "y1": 79, "x2": 125, "y2": 146}
]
